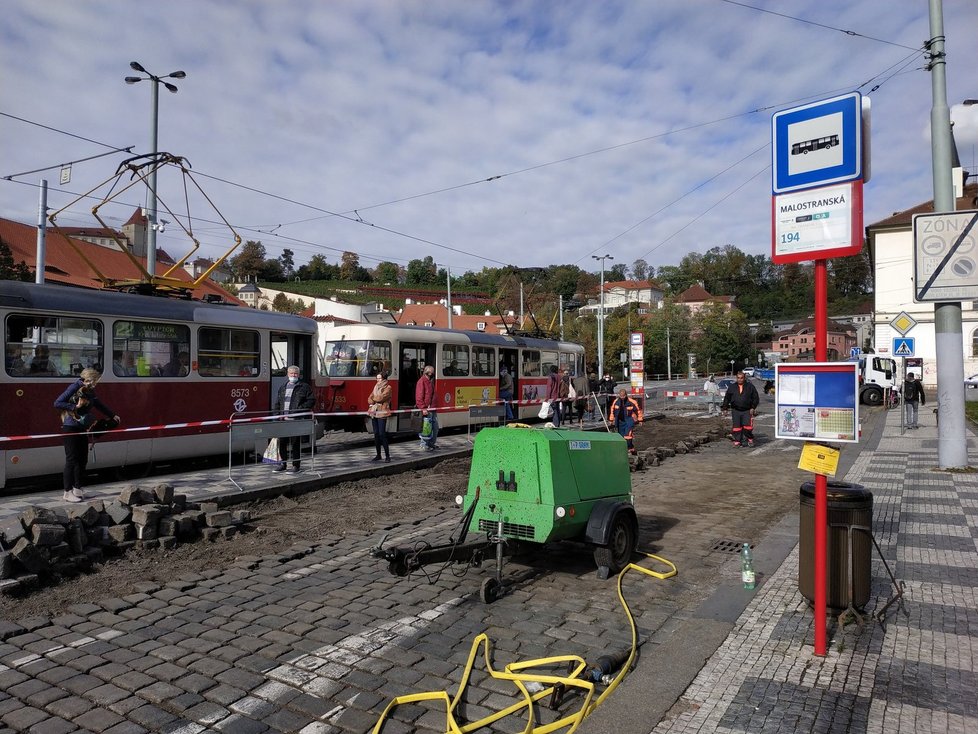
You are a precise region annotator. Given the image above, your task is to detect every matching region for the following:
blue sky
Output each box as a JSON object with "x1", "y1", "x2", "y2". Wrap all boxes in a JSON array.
[{"x1": 2, "y1": 0, "x2": 977, "y2": 278}]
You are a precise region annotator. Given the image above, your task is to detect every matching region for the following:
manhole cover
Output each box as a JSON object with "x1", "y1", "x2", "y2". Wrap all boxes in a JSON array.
[{"x1": 710, "y1": 539, "x2": 753, "y2": 553}]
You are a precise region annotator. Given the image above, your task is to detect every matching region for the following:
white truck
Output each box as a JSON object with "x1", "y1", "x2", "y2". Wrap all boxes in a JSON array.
[{"x1": 856, "y1": 355, "x2": 899, "y2": 405}]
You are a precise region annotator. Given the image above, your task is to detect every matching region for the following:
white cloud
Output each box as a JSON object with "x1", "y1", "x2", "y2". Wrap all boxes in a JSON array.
[{"x1": 1, "y1": 0, "x2": 976, "y2": 276}]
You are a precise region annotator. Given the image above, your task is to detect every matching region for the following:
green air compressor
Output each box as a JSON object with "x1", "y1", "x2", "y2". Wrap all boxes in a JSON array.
[{"x1": 372, "y1": 427, "x2": 638, "y2": 602}]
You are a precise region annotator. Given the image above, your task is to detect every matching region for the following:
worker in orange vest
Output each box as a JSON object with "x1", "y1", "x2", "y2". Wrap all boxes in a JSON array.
[{"x1": 609, "y1": 387, "x2": 644, "y2": 455}]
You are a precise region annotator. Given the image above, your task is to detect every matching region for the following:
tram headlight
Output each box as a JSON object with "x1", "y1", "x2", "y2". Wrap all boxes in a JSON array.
[{"x1": 555, "y1": 506, "x2": 566, "y2": 518}]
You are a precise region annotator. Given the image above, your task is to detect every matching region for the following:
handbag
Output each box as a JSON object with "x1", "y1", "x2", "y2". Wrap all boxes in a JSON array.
[
  {"x1": 420, "y1": 416, "x2": 433, "y2": 438},
  {"x1": 538, "y1": 401, "x2": 553, "y2": 419},
  {"x1": 262, "y1": 437, "x2": 280, "y2": 464},
  {"x1": 567, "y1": 384, "x2": 577, "y2": 400}
]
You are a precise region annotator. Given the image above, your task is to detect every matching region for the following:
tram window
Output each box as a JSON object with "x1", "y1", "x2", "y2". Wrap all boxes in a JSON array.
[
  {"x1": 324, "y1": 340, "x2": 363, "y2": 377},
  {"x1": 441, "y1": 345, "x2": 469, "y2": 376},
  {"x1": 559, "y1": 352, "x2": 581, "y2": 376},
  {"x1": 198, "y1": 327, "x2": 260, "y2": 377},
  {"x1": 5, "y1": 314, "x2": 102, "y2": 377},
  {"x1": 112, "y1": 321, "x2": 190, "y2": 377},
  {"x1": 522, "y1": 350, "x2": 541, "y2": 377},
  {"x1": 472, "y1": 346, "x2": 495, "y2": 377},
  {"x1": 362, "y1": 341, "x2": 392, "y2": 376},
  {"x1": 541, "y1": 351, "x2": 559, "y2": 375}
]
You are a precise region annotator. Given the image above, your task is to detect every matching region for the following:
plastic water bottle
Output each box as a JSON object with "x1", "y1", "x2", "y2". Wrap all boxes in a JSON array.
[{"x1": 741, "y1": 543, "x2": 756, "y2": 589}]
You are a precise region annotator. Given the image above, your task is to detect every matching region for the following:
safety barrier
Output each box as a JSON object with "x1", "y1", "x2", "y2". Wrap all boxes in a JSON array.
[
  {"x1": 227, "y1": 411, "x2": 319, "y2": 490},
  {"x1": 467, "y1": 404, "x2": 507, "y2": 442}
]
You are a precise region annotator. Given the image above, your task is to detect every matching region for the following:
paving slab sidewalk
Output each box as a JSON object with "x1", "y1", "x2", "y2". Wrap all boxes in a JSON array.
[{"x1": 650, "y1": 406, "x2": 978, "y2": 734}]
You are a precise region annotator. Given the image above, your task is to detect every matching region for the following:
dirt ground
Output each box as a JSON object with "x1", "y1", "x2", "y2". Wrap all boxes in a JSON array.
[{"x1": 0, "y1": 413, "x2": 739, "y2": 620}]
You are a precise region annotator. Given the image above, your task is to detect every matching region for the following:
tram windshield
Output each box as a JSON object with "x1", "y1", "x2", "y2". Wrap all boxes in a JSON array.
[{"x1": 324, "y1": 339, "x2": 392, "y2": 377}]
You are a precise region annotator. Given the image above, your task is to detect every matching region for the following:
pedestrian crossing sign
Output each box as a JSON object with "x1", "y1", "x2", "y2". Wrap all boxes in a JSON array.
[{"x1": 893, "y1": 337, "x2": 915, "y2": 357}]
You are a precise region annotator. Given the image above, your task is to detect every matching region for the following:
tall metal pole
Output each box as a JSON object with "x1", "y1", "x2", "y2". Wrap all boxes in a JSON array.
[
  {"x1": 593, "y1": 254, "x2": 613, "y2": 378},
  {"x1": 666, "y1": 326, "x2": 672, "y2": 381},
  {"x1": 146, "y1": 79, "x2": 160, "y2": 277},
  {"x1": 927, "y1": 0, "x2": 968, "y2": 468},
  {"x1": 559, "y1": 295, "x2": 564, "y2": 340},
  {"x1": 813, "y1": 260, "x2": 829, "y2": 656},
  {"x1": 446, "y1": 266, "x2": 453, "y2": 329},
  {"x1": 35, "y1": 179, "x2": 47, "y2": 284}
]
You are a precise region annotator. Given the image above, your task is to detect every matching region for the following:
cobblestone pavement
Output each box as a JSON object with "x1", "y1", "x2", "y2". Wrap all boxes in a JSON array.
[{"x1": 651, "y1": 406, "x2": 978, "y2": 734}]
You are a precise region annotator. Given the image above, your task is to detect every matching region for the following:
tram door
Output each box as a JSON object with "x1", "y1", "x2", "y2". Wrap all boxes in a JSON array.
[
  {"x1": 397, "y1": 341, "x2": 435, "y2": 431},
  {"x1": 270, "y1": 332, "x2": 314, "y2": 411}
]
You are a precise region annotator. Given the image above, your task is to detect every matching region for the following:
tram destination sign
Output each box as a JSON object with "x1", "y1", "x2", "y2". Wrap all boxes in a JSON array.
[{"x1": 913, "y1": 210, "x2": 978, "y2": 302}]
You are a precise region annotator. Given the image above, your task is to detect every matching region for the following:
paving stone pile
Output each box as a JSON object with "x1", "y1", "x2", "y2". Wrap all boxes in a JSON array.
[
  {"x1": 0, "y1": 484, "x2": 252, "y2": 595},
  {"x1": 627, "y1": 428, "x2": 723, "y2": 470}
]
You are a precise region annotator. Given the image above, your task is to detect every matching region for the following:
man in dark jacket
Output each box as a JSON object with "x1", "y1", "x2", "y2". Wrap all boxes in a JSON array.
[
  {"x1": 903, "y1": 372, "x2": 925, "y2": 429},
  {"x1": 721, "y1": 371, "x2": 760, "y2": 447},
  {"x1": 273, "y1": 365, "x2": 316, "y2": 473},
  {"x1": 597, "y1": 373, "x2": 617, "y2": 419}
]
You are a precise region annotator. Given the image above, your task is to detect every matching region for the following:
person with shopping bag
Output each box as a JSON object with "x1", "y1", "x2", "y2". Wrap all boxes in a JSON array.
[
  {"x1": 367, "y1": 370, "x2": 393, "y2": 461},
  {"x1": 416, "y1": 364, "x2": 438, "y2": 451}
]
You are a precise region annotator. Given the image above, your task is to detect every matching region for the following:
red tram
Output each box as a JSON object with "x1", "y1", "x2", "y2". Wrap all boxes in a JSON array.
[
  {"x1": 0, "y1": 281, "x2": 323, "y2": 491},
  {"x1": 319, "y1": 322, "x2": 586, "y2": 433}
]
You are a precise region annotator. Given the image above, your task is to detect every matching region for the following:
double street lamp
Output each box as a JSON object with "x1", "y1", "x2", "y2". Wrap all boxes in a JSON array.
[
  {"x1": 592, "y1": 254, "x2": 614, "y2": 379},
  {"x1": 125, "y1": 61, "x2": 186, "y2": 277}
]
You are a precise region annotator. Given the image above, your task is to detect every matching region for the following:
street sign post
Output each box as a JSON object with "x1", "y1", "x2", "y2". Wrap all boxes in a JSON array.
[
  {"x1": 913, "y1": 210, "x2": 978, "y2": 301},
  {"x1": 849, "y1": 347, "x2": 861, "y2": 358}
]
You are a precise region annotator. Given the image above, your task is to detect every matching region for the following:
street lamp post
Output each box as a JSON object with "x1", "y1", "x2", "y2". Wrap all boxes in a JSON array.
[
  {"x1": 125, "y1": 61, "x2": 186, "y2": 277},
  {"x1": 592, "y1": 254, "x2": 613, "y2": 379}
]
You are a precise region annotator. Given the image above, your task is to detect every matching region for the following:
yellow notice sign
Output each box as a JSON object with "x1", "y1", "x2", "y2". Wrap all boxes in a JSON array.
[{"x1": 798, "y1": 442, "x2": 840, "y2": 477}]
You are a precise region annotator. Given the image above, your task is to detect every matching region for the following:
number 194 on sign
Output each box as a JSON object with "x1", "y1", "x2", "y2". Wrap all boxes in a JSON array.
[{"x1": 780, "y1": 231, "x2": 800, "y2": 244}]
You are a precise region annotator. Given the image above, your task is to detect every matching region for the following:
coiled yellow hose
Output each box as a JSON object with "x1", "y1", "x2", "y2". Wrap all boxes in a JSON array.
[{"x1": 371, "y1": 552, "x2": 677, "y2": 733}]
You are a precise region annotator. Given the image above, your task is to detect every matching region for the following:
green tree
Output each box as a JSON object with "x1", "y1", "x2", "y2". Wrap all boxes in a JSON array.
[
  {"x1": 229, "y1": 240, "x2": 267, "y2": 281},
  {"x1": 279, "y1": 248, "x2": 295, "y2": 278},
  {"x1": 0, "y1": 237, "x2": 32, "y2": 281},
  {"x1": 693, "y1": 304, "x2": 751, "y2": 376},
  {"x1": 631, "y1": 258, "x2": 649, "y2": 280},
  {"x1": 608, "y1": 263, "x2": 628, "y2": 281},
  {"x1": 259, "y1": 258, "x2": 285, "y2": 282},
  {"x1": 545, "y1": 265, "x2": 583, "y2": 302},
  {"x1": 297, "y1": 254, "x2": 338, "y2": 281},
  {"x1": 406, "y1": 256, "x2": 439, "y2": 286},
  {"x1": 271, "y1": 292, "x2": 306, "y2": 314},
  {"x1": 374, "y1": 261, "x2": 401, "y2": 284}
]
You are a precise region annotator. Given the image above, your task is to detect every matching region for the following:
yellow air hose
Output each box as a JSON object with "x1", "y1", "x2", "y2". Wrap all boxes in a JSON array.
[{"x1": 371, "y1": 551, "x2": 678, "y2": 734}]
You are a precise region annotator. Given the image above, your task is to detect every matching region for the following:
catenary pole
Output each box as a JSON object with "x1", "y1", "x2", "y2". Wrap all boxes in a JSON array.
[
  {"x1": 927, "y1": 0, "x2": 968, "y2": 468},
  {"x1": 814, "y1": 260, "x2": 828, "y2": 655},
  {"x1": 35, "y1": 179, "x2": 47, "y2": 284}
]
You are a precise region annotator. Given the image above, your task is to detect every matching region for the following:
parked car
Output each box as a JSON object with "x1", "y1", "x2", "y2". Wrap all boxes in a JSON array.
[
  {"x1": 965, "y1": 374, "x2": 978, "y2": 389},
  {"x1": 743, "y1": 367, "x2": 755, "y2": 377},
  {"x1": 717, "y1": 378, "x2": 735, "y2": 392}
]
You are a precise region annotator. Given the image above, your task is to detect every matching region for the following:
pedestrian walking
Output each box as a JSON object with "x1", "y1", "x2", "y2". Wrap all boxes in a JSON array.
[
  {"x1": 416, "y1": 364, "x2": 438, "y2": 450},
  {"x1": 546, "y1": 365, "x2": 563, "y2": 427},
  {"x1": 499, "y1": 365, "x2": 515, "y2": 422},
  {"x1": 903, "y1": 372, "x2": 925, "y2": 429},
  {"x1": 609, "y1": 387, "x2": 643, "y2": 454},
  {"x1": 572, "y1": 371, "x2": 589, "y2": 426},
  {"x1": 598, "y1": 373, "x2": 616, "y2": 419},
  {"x1": 367, "y1": 371, "x2": 392, "y2": 461},
  {"x1": 703, "y1": 374, "x2": 721, "y2": 416},
  {"x1": 273, "y1": 365, "x2": 315, "y2": 473},
  {"x1": 53, "y1": 368, "x2": 121, "y2": 503},
  {"x1": 587, "y1": 372, "x2": 599, "y2": 420},
  {"x1": 721, "y1": 370, "x2": 760, "y2": 447}
]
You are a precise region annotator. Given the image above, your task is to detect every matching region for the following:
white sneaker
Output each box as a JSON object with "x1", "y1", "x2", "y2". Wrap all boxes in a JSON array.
[
  {"x1": 71, "y1": 488, "x2": 86, "y2": 499},
  {"x1": 63, "y1": 491, "x2": 82, "y2": 503}
]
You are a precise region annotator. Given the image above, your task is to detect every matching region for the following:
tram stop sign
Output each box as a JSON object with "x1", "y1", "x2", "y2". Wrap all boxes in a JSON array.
[{"x1": 913, "y1": 210, "x2": 978, "y2": 302}]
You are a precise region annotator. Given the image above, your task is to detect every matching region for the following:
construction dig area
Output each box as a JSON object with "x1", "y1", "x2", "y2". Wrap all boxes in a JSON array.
[{"x1": 0, "y1": 413, "x2": 777, "y2": 623}]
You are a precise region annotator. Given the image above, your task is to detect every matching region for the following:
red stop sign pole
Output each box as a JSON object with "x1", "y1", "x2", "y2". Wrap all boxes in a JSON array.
[{"x1": 814, "y1": 260, "x2": 829, "y2": 655}]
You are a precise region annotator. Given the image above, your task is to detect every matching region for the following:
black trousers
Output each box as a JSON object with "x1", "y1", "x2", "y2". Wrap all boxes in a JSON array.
[
  {"x1": 63, "y1": 428, "x2": 88, "y2": 490},
  {"x1": 280, "y1": 435, "x2": 302, "y2": 467}
]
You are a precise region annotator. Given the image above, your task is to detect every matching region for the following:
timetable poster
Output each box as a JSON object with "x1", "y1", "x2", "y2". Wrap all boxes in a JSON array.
[{"x1": 775, "y1": 362, "x2": 859, "y2": 443}]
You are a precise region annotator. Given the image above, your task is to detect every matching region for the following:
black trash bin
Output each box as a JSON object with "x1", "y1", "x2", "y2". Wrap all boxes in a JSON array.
[{"x1": 798, "y1": 481, "x2": 873, "y2": 611}]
